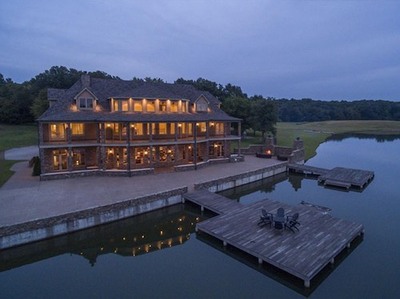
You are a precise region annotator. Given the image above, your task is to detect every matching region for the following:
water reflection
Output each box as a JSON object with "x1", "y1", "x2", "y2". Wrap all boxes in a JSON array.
[
  {"x1": 0, "y1": 204, "x2": 206, "y2": 272},
  {"x1": 327, "y1": 133, "x2": 400, "y2": 143},
  {"x1": 220, "y1": 172, "x2": 287, "y2": 202},
  {"x1": 197, "y1": 224, "x2": 363, "y2": 297}
]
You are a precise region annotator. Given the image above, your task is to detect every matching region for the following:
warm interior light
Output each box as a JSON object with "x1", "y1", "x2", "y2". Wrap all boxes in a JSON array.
[{"x1": 266, "y1": 149, "x2": 272, "y2": 155}]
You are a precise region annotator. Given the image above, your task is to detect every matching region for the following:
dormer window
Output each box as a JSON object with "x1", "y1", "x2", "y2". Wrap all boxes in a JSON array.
[
  {"x1": 147, "y1": 101, "x2": 155, "y2": 112},
  {"x1": 74, "y1": 88, "x2": 97, "y2": 111},
  {"x1": 171, "y1": 101, "x2": 178, "y2": 113},
  {"x1": 79, "y1": 98, "x2": 93, "y2": 109},
  {"x1": 195, "y1": 96, "x2": 209, "y2": 112},
  {"x1": 160, "y1": 101, "x2": 167, "y2": 112},
  {"x1": 113, "y1": 99, "x2": 129, "y2": 112}
]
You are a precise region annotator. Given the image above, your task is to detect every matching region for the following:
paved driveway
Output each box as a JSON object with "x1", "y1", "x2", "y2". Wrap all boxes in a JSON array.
[{"x1": 4, "y1": 146, "x2": 38, "y2": 160}]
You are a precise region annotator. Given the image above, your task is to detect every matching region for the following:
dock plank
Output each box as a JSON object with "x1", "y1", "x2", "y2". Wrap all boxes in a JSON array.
[{"x1": 185, "y1": 190, "x2": 364, "y2": 287}]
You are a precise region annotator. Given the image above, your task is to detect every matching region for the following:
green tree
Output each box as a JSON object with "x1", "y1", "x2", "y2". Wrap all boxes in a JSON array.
[
  {"x1": 31, "y1": 89, "x2": 49, "y2": 119},
  {"x1": 221, "y1": 96, "x2": 251, "y2": 132},
  {"x1": 249, "y1": 96, "x2": 277, "y2": 137}
]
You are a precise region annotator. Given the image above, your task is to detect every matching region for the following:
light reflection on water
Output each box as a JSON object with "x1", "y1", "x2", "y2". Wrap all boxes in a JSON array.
[{"x1": 0, "y1": 137, "x2": 399, "y2": 298}]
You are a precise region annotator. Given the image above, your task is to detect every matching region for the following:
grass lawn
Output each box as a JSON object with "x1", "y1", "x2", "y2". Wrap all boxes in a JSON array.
[
  {"x1": 240, "y1": 120, "x2": 400, "y2": 160},
  {"x1": 0, "y1": 124, "x2": 37, "y2": 187},
  {"x1": 0, "y1": 124, "x2": 37, "y2": 151}
]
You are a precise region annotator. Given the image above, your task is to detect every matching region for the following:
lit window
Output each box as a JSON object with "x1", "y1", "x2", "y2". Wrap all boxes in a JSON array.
[
  {"x1": 133, "y1": 101, "x2": 143, "y2": 112},
  {"x1": 121, "y1": 100, "x2": 129, "y2": 111},
  {"x1": 182, "y1": 101, "x2": 187, "y2": 112},
  {"x1": 50, "y1": 123, "x2": 65, "y2": 140},
  {"x1": 79, "y1": 98, "x2": 93, "y2": 109},
  {"x1": 159, "y1": 123, "x2": 167, "y2": 134},
  {"x1": 147, "y1": 101, "x2": 155, "y2": 112},
  {"x1": 52, "y1": 149, "x2": 68, "y2": 170},
  {"x1": 198, "y1": 122, "x2": 206, "y2": 132},
  {"x1": 131, "y1": 123, "x2": 144, "y2": 135},
  {"x1": 170, "y1": 123, "x2": 175, "y2": 134},
  {"x1": 73, "y1": 149, "x2": 85, "y2": 166},
  {"x1": 113, "y1": 100, "x2": 129, "y2": 112},
  {"x1": 71, "y1": 123, "x2": 84, "y2": 135},
  {"x1": 216, "y1": 123, "x2": 224, "y2": 135},
  {"x1": 171, "y1": 102, "x2": 178, "y2": 112},
  {"x1": 159, "y1": 101, "x2": 167, "y2": 112}
]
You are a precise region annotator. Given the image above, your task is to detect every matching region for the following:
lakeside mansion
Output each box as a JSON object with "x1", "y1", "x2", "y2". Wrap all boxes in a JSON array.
[{"x1": 38, "y1": 75, "x2": 242, "y2": 179}]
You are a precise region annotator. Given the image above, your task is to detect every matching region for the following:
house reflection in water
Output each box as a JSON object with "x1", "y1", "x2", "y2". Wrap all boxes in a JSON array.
[{"x1": 0, "y1": 204, "x2": 206, "y2": 271}]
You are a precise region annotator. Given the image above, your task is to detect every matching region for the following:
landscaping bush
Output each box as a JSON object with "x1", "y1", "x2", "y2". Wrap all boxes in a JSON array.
[{"x1": 32, "y1": 156, "x2": 41, "y2": 176}]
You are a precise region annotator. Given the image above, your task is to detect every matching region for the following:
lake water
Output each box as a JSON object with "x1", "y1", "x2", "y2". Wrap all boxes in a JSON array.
[{"x1": 1, "y1": 136, "x2": 400, "y2": 298}]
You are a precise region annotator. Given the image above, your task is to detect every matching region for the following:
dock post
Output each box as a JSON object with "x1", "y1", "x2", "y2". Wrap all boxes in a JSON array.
[
  {"x1": 304, "y1": 280, "x2": 310, "y2": 288},
  {"x1": 258, "y1": 258, "x2": 263, "y2": 264},
  {"x1": 223, "y1": 241, "x2": 227, "y2": 247},
  {"x1": 201, "y1": 206, "x2": 204, "y2": 212}
]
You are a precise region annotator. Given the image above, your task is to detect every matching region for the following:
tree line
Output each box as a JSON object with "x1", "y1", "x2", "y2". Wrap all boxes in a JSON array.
[
  {"x1": 276, "y1": 98, "x2": 400, "y2": 122},
  {"x1": 1, "y1": 66, "x2": 399, "y2": 135}
]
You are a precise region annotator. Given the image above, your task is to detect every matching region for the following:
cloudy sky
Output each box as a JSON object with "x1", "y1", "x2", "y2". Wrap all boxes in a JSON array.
[{"x1": 1, "y1": 0, "x2": 399, "y2": 100}]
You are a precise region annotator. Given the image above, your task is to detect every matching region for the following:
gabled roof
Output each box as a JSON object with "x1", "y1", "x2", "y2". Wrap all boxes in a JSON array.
[
  {"x1": 39, "y1": 76, "x2": 239, "y2": 123},
  {"x1": 73, "y1": 88, "x2": 98, "y2": 101}
]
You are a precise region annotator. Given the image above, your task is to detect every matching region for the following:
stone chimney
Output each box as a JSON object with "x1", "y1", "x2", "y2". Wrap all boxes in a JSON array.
[
  {"x1": 292, "y1": 137, "x2": 304, "y2": 150},
  {"x1": 81, "y1": 74, "x2": 91, "y2": 88}
]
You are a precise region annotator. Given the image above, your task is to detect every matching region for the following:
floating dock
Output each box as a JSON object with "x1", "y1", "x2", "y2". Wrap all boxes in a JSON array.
[
  {"x1": 184, "y1": 190, "x2": 364, "y2": 288},
  {"x1": 287, "y1": 164, "x2": 374, "y2": 190}
]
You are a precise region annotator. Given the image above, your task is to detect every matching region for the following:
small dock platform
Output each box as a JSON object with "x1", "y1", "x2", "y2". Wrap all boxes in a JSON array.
[
  {"x1": 318, "y1": 167, "x2": 374, "y2": 189},
  {"x1": 287, "y1": 164, "x2": 374, "y2": 190},
  {"x1": 185, "y1": 190, "x2": 364, "y2": 288}
]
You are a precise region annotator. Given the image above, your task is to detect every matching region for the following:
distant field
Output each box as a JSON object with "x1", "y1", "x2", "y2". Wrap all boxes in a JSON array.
[
  {"x1": 239, "y1": 121, "x2": 400, "y2": 160},
  {"x1": 276, "y1": 120, "x2": 400, "y2": 159}
]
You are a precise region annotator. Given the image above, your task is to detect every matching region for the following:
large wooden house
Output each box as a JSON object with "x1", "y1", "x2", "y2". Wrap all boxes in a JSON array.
[{"x1": 38, "y1": 75, "x2": 241, "y2": 179}]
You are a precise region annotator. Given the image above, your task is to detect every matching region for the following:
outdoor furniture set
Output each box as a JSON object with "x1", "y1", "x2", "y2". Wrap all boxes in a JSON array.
[{"x1": 258, "y1": 207, "x2": 300, "y2": 232}]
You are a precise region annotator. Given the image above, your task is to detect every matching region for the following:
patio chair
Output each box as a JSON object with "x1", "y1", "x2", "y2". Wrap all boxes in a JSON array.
[
  {"x1": 257, "y1": 209, "x2": 273, "y2": 227},
  {"x1": 286, "y1": 212, "x2": 300, "y2": 232},
  {"x1": 273, "y1": 208, "x2": 286, "y2": 230}
]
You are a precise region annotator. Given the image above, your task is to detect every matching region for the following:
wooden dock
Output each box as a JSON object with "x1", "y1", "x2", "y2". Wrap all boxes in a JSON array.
[
  {"x1": 318, "y1": 167, "x2": 374, "y2": 189},
  {"x1": 183, "y1": 190, "x2": 242, "y2": 214},
  {"x1": 184, "y1": 190, "x2": 364, "y2": 288},
  {"x1": 287, "y1": 164, "x2": 374, "y2": 190},
  {"x1": 287, "y1": 164, "x2": 329, "y2": 176}
]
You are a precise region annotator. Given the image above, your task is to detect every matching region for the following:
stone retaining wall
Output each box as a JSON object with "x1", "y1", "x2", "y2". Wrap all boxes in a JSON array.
[
  {"x1": 0, "y1": 187, "x2": 187, "y2": 250},
  {"x1": 194, "y1": 163, "x2": 287, "y2": 192},
  {"x1": 40, "y1": 168, "x2": 155, "y2": 180}
]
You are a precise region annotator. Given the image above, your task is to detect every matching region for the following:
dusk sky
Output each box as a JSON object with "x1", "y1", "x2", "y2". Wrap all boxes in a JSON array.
[{"x1": 1, "y1": 0, "x2": 399, "y2": 101}]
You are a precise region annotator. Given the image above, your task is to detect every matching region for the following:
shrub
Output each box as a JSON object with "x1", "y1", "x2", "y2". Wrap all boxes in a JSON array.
[{"x1": 32, "y1": 156, "x2": 41, "y2": 176}]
